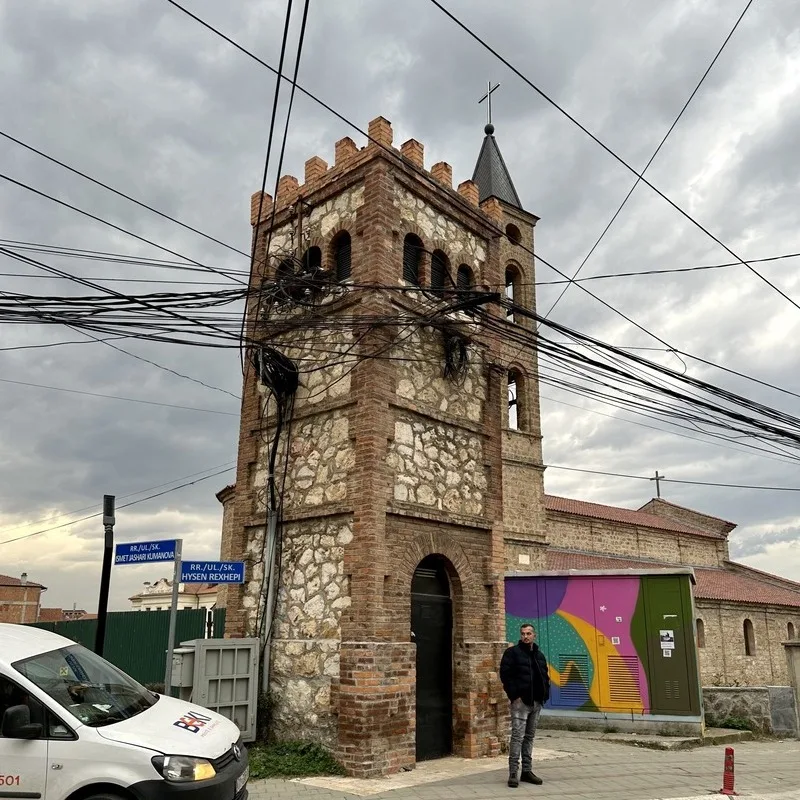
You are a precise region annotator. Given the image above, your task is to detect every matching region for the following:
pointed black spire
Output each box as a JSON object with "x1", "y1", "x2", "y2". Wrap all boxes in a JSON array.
[{"x1": 471, "y1": 124, "x2": 522, "y2": 210}]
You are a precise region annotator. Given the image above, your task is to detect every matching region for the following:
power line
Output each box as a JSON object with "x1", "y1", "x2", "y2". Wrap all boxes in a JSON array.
[
  {"x1": 0, "y1": 130, "x2": 250, "y2": 260},
  {"x1": 161, "y1": 0, "x2": 687, "y2": 360},
  {"x1": 532, "y1": 251, "x2": 800, "y2": 286},
  {"x1": 428, "y1": 0, "x2": 800, "y2": 316},
  {"x1": 0, "y1": 173, "x2": 246, "y2": 285},
  {"x1": 542, "y1": 0, "x2": 755, "y2": 319},
  {"x1": 0, "y1": 376, "x2": 238, "y2": 415},
  {"x1": 0, "y1": 461, "x2": 236, "y2": 537},
  {"x1": 0, "y1": 466, "x2": 235, "y2": 547},
  {"x1": 545, "y1": 463, "x2": 800, "y2": 492}
]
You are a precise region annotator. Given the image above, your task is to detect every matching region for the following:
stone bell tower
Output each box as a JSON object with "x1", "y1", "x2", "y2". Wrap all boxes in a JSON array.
[{"x1": 218, "y1": 115, "x2": 546, "y2": 776}]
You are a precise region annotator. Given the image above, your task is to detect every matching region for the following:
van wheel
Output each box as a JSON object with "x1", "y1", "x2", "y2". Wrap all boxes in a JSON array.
[{"x1": 83, "y1": 794, "x2": 125, "y2": 800}]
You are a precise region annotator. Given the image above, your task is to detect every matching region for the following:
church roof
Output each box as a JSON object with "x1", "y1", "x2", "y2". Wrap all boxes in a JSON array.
[
  {"x1": 544, "y1": 495, "x2": 726, "y2": 540},
  {"x1": 471, "y1": 124, "x2": 522, "y2": 209},
  {"x1": 546, "y1": 549, "x2": 800, "y2": 610}
]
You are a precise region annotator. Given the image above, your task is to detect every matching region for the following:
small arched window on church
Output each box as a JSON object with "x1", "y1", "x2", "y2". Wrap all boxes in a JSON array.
[
  {"x1": 508, "y1": 369, "x2": 524, "y2": 431},
  {"x1": 744, "y1": 618, "x2": 756, "y2": 655},
  {"x1": 505, "y1": 265, "x2": 521, "y2": 322},
  {"x1": 430, "y1": 249, "x2": 449, "y2": 295},
  {"x1": 506, "y1": 223, "x2": 521, "y2": 245},
  {"x1": 696, "y1": 619, "x2": 705, "y2": 648},
  {"x1": 302, "y1": 246, "x2": 322, "y2": 273},
  {"x1": 456, "y1": 264, "x2": 473, "y2": 292},
  {"x1": 403, "y1": 233, "x2": 423, "y2": 286},
  {"x1": 789, "y1": 622, "x2": 796, "y2": 640},
  {"x1": 332, "y1": 231, "x2": 351, "y2": 281}
]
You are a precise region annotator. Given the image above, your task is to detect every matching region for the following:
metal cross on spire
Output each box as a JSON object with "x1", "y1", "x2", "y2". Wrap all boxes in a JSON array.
[{"x1": 478, "y1": 81, "x2": 500, "y2": 133}]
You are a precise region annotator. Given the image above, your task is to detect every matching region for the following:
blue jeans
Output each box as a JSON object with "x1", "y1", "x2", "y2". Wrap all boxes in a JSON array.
[{"x1": 508, "y1": 698, "x2": 542, "y2": 775}]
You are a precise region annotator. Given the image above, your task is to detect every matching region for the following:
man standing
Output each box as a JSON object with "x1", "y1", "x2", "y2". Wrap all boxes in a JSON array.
[{"x1": 500, "y1": 623, "x2": 550, "y2": 788}]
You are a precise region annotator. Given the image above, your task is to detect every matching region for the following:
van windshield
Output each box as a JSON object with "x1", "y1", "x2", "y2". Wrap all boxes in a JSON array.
[{"x1": 13, "y1": 643, "x2": 157, "y2": 727}]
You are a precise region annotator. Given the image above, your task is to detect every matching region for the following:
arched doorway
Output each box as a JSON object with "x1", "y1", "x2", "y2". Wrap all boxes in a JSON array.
[{"x1": 411, "y1": 555, "x2": 453, "y2": 761}]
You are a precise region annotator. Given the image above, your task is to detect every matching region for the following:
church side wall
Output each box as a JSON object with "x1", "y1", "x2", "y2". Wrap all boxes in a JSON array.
[
  {"x1": 696, "y1": 601, "x2": 800, "y2": 686},
  {"x1": 547, "y1": 513, "x2": 722, "y2": 566}
]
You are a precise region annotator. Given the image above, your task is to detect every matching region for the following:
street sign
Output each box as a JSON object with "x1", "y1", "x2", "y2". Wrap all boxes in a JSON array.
[
  {"x1": 114, "y1": 539, "x2": 178, "y2": 565},
  {"x1": 181, "y1": 561, "x2": 246, "y2": 584}
]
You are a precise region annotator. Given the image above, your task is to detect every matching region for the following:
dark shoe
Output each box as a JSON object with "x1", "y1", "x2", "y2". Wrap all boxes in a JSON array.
[
  {"x1": 521, "y1": 771, "x2": 543, "y2": 785},
  {"x1": 508, "y1": 774, "x2": 519, "y2": 788}
]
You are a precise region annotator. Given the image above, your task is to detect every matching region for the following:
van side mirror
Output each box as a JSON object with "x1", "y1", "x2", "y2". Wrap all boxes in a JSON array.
[{"x1": 2, "y1": 704, "x2": 43, "y2": 739}]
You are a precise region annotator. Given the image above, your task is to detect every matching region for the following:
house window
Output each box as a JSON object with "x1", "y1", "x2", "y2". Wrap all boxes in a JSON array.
[
  {"x1": 789, "y1": 622, "x2": 796, "y2": 640},
  {"x1": 332, "y1": 232, "x2": 351, "y2": 281},
  {"x1": 302, "y1": 246, "x2": 322, "y2": 273},
  {"x1": 403, "y1": 233, "x2": 423, "y2": 285},
  {"x1": 456, "y1": 264, "x2": 473, "y2": 291},
  {"x1": 508, "y1": 369, "x2": 522, "y2": 431},
  {"x1": 744, "y1": 618, "x2": 756, "y2": 655},
  {"x1": 145, "y1": 607, "x2": 151, "y2": 612},
  {"x1": 696, "y1": 619, "x2": 705, "y2": 648},
  {"x1": 430, "y1": 249, "x2": 448, "y2": 295}
]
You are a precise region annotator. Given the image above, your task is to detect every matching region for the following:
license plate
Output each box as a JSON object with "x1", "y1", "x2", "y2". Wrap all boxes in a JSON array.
[{"x1": 235, "y1": 765, "x2": 249, "y2": 796}]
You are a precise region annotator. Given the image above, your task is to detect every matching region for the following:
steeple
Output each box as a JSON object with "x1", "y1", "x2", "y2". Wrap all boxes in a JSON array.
[{"x1": 471, "y1": 123, "x2": 522, "y2": 210}]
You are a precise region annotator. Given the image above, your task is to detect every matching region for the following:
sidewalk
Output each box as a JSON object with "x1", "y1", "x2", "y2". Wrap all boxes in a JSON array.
[{"x1": 248, "y1": 730, "x2": 800, "y2": 800}]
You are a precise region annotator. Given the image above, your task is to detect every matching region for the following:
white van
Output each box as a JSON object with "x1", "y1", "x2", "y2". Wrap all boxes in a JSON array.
[{"x1": 0, "y1": 624, "x2": 248, "y2": 800}]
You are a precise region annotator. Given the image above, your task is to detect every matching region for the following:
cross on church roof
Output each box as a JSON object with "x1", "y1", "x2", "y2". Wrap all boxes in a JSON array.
[{"x1": 478, "y1": 81, "x2": 500, "y2": 134}]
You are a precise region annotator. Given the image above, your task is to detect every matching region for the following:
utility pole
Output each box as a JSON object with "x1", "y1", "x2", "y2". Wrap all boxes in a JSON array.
[
  {"x1": 650, "y1": 471, "x2": 665, "y2": 498},
  {"x1": 94, "y1": 494, "x2": 115, "y2": 655}
]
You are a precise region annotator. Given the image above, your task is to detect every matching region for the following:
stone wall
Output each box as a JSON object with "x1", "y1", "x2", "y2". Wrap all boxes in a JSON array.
[
  {"x1": 703, "y1": 686, "x2": 798, "y2": 736},
  {"x1": 394, "y1": 329, "x2": 485, "y2": 423},
  {"x1": 547, "y1": 513, "x2": 722, "y2": 567},
  {"x1": 393, "y1": 183, "x2": 487, "y2": 272},
  {"x1": 387, "y1": 416, "x2": 486, "y2": 516},
  {"x1": 267, "y1": 517, "x2": 353, "y2": 747},
  {"x1": 696, "y1": 601, "x2": 800, "y2": 686}
]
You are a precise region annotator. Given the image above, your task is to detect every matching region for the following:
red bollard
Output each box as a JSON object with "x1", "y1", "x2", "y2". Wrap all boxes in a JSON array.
[{"x1": 719, "y1": 747, "x2": 737, "y2": 796}]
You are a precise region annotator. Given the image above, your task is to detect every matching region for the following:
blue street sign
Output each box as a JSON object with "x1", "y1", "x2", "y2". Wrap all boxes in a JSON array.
[
  {"x1": 114, "y1": 539, "x2": 178, "y2": 565},
  {"x1": 181, "y1": 561, "x2": 246, "y2": 584}
]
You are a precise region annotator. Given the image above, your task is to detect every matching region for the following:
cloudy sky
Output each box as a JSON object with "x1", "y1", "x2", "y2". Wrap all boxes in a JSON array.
[{"x1": 1, "y1": 0, "x2": 798, "y2": 612}]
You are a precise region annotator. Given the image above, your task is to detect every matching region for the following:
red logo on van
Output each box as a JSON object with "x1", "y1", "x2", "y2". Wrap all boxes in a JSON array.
[{"x1": 173, "y1": 709, "x2": 213, "y2": 733}]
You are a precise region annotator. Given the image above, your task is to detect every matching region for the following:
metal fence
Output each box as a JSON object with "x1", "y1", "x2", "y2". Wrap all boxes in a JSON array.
[{"x1": 27, "y1": 608, "x2": 226, "y2": 686}]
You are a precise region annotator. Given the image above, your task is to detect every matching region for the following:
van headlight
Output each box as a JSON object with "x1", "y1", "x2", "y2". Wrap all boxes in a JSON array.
[{"x1": 151, "y1": 755, "x2": 216, "y2": 782}]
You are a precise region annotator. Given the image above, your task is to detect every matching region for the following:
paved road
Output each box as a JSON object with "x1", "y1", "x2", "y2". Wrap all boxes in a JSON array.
[{"x1": 248, "y1": 730, "x2": 800, "y2": 800}]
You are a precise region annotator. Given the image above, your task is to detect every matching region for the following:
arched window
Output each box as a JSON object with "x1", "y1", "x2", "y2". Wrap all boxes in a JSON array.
[
  {"x1": 508, "y1": 369, "x2": 523, "y2": 431},
  {"x1": 744, "y1": 618, "x2": 756, "y2": 655},
  {"x1": 456, "y1": 264, "x2": 473, "y2": 292},
  {"x1": 332, "y1": 231, "x2": 351, "y2": 281},
  {"x1": 403, "y1": 233, "x2": 423, "y2": 285},
  {"x1": 789, "y1": 622, "x2": 796, "y2": 640},
  {"x1": 430, "y1": 249, "x2": 448, "y2": 295},
  {"x1": 506, "y1": 223, "x2": 521, "y2": 245},
  {"x1": 696, "y1": 619, "x2": 705, "y2": 648},
  {"x1": 302, "y1": 246, "x2": 322, "y2": 273},
  {"x1": 505, "y1": 266, "x2": 520, "y2": 321}
]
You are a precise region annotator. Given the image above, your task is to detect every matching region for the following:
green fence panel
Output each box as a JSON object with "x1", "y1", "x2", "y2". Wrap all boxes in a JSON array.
[{"x1": 26, "y1": 608, "x2": 226, "y2": 687}]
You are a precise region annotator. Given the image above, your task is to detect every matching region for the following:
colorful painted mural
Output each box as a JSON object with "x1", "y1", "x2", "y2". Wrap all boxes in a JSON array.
[{"x1": 505, "y1": 573, "x2": 700, "y2": 716}]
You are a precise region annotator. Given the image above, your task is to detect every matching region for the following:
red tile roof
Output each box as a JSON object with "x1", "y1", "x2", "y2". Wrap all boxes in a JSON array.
[
  {"x1": 0, "y1": 573, "x2": 46, "y2": 589},
  {"x1": 694, "y1": 566, "x2": 800, "y2": 610},
  {"x1": 544, "y1": 550, "x2": 800, "y2": 610},
  {"x1": 544, "y1": 495, "x2": 725, "y2": 540}
]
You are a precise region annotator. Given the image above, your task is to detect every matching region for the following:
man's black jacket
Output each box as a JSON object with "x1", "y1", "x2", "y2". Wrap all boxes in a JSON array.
[{"x1": 500, "y1": 640, "x2": 551, "y2": 705}]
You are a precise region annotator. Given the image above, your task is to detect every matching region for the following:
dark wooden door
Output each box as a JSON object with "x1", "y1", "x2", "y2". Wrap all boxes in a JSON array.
[{"x1": 411, "y1": 559, "x2": 453, "y2": 761}]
